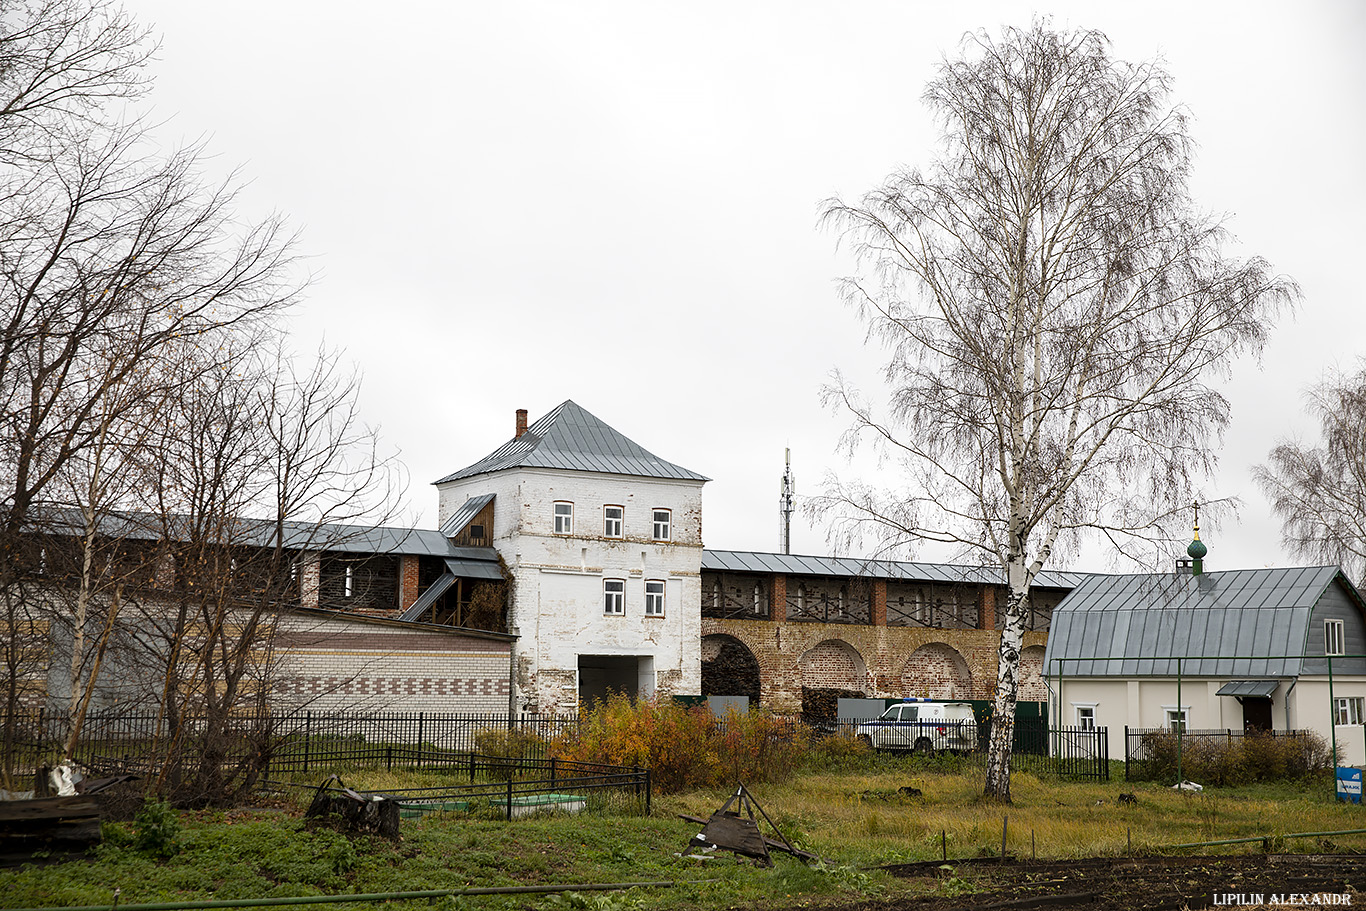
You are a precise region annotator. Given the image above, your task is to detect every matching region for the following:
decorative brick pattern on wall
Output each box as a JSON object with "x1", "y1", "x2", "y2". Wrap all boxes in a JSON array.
[
  {"x1": 279, "y1": 674, "x2": 506, "y2": 699},
  {"x1": 273, "y1": 612, "x2": 511, "y2": 714},
  {"x1": 701, "y1": 617, "x2": 1047, "y2": 712}
]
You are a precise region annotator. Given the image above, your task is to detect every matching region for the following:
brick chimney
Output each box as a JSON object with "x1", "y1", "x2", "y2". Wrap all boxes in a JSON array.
[{"x1": 515, "y1": 408, "x2": 528, "y2": 438}]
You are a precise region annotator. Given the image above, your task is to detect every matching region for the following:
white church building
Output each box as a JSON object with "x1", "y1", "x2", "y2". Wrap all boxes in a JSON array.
[{"x1": 433, "y1": 401, "x2": 708, "y2": 715}]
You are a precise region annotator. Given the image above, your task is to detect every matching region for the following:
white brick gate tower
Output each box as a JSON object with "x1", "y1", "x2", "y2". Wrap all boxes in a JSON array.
[{"x1": 435, "y1": 402, "x2": 708, "y2": 714}]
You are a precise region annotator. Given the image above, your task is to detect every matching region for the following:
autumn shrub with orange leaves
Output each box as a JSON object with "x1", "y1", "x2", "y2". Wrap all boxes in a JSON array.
[{"x1": 550, "y1": 694, "x2": 806, "y2": 794}]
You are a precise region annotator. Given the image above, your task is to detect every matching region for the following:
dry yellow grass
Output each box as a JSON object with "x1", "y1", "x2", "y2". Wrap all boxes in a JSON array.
[{"x1": 656, "y1": 766, "x2": 1366, "y2": 866}]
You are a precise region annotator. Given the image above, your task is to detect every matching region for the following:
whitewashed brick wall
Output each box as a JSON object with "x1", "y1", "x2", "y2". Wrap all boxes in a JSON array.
[{"x1": 438, "y1": 467, "x2": 704, "y2": 714}]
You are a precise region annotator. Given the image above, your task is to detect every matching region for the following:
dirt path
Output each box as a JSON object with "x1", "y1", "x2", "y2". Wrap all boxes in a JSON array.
[{"x1": 836, "y1": 853, "x2": 1366, "y2": 910}]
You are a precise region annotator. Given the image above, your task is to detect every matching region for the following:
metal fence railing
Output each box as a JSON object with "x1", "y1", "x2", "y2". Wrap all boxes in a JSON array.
[
  {"x1": 1124, "y1": 727, "x2": 1323, "y2": 783},
  {"x1": 0, "y1": 708, "x2": 580, "y2": 781},
  {"x1": 315, "y1": 756, "x2": 653, "y2": 820},
  {"x1": 809, "y1": 719, "x2": 1109, "y2": 781}
]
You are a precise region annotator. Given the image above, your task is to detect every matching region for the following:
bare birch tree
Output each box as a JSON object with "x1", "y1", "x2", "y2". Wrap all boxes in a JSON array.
[
  {"x1": 120, "y1": 340, "x2": 399, "y2": 804},
  {"x1": 819, "y1": 23, "x2": 1296, "y2": 801},
  {"x1": 1254, "y1": 365, "x2": 1366, "y2": 588}
]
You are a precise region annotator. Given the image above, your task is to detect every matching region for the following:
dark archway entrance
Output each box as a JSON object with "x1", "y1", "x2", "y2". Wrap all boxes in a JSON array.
[{"x1": 701, "y1": 635, "x2": 761, "y2": 703}]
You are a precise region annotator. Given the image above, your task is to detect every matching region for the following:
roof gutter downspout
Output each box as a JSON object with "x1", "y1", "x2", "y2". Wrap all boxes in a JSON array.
[
  {"x1": 1285, "y1": 677, "x2": 1297, "y2": 730},
  {"x1": 1329, "y1": 653, "x2": 1338, "y2": 781}
]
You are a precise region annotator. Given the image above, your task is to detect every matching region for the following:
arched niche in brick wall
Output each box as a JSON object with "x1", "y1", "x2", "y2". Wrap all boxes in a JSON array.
[
  {"x1": 797, "y1": 639, "x2": 869, "y2": 693},
  {"x1": 1019, "y1": 645, "x2": 1047, "y2": 702},
  {"x1": 700, "y1": 634, "x2": 762, "y2": 702},
  {"x1": 900, "y1": 642, "x2": 973, "y2": 699}
]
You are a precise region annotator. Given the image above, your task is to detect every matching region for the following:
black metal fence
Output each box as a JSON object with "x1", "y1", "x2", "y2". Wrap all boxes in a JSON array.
[
  {"x1": 318, "y1": 755, "x2": 653, "y2": 820},
  {"x1": 266, "y1": 711, "x2": 579, "y2": 775},
  {"x1": 812, "y1": 719, "x2": 1109, "y2": 781},
  {"x1": 1124, "y1": 727, "x2": 1323, "y2": 783},
  {"x1": 1, "y1": 708, "x2": 580, "y2": 781}
]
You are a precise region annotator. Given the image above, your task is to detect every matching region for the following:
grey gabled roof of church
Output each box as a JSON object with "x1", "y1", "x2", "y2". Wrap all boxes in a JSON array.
[
  {"x1": 434, "y1": 400, "x2": 709, "y2": 484},
  {"x1": 1043, "y1": 565, "x2": 1364, "y2": 678}
]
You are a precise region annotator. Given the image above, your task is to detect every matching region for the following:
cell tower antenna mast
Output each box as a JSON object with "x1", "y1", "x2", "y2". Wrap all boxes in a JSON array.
[{"x1": 779, "y1": 449, "x2": 794, "y2": 555}]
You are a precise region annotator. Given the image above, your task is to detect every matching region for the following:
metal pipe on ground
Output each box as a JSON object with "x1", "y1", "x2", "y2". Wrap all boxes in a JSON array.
[{"x1": 7, "y1": 880, "x2": 698, "y2": 911}]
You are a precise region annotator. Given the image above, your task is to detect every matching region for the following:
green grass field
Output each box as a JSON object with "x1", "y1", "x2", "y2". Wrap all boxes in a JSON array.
[{"x1": 4, "y1": 759, "x2": 1363, "y2": 911}]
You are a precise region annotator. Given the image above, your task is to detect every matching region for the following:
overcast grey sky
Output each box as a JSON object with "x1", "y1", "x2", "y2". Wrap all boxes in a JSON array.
[{"x1": 124, "y1": 0, "x2": 1365, "y2": 572}]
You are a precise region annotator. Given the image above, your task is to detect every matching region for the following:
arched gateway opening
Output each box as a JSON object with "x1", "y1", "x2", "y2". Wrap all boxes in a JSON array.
[{"x1": 701, "y1": 634, "x2": 761, "y2": 703}]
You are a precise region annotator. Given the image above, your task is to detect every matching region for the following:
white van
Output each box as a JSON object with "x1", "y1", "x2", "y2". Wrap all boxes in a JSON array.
[{"x1": 855, "y1": 699, "x2": 978, "y2": 753}]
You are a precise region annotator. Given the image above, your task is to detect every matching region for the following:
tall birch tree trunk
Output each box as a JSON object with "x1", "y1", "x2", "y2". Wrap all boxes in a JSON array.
[{"x1": 819, "y1": 23, "x2": 1296, "y2": 802}]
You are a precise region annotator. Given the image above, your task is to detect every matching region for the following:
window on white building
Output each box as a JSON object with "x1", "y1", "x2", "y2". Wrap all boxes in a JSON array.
[
  {"x1": 603, "y1": 505, "x2": 623, "y2": 538},
  {"x1": 652, "y1": 509, "x2": 672, "y2": 541},
  {"x1": 554, "y1": 501, "x2": 574, "y2": 534},
  {"x1": 1336, "y1": 696, "x2": 1365, "y2": 725},
  {"x1": 1326, "y1": 619, "x2": 1346, "y2": 656},
  {"x1": 604, "y1": 578, "x2": 625, "y2": 615},
  {"x1": 1076, "y1": 706, "x2": 1096, "y2": 731},
  {"x1": 1165, "y1": 707, "x2": 1188, "y2": 733},
  {"x1": 645, "y1": 580, "x2": 665, "y2": 617}
]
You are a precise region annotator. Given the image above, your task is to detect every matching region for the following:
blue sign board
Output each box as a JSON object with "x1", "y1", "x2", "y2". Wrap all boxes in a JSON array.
[{"x1": 1336, "y1": 766, "x2": 1361, "y2": 803}]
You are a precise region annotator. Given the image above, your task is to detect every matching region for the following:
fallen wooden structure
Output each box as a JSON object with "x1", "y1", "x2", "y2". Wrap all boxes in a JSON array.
[
  {"x1": 0, "y1": 770, "x2": 140, "y2": 867},
  {"x1": 680, "y1": 784, "x2": 820, "y2": 866},
  {"x1": 0, "y1": 795, "x2": 102, "y2": 867}
]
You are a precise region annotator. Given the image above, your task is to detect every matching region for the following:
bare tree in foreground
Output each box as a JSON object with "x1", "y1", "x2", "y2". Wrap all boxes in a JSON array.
[
  {"x1": 1255, "y1": 365, "x2": 1366, "y2": 588},
  {"x1": 819, "y1": 23, "x2": 1296, "y2": 801}
]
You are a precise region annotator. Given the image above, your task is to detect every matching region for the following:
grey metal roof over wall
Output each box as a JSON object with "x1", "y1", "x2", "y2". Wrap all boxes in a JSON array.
[
  {"x1": 702, "y1": 549, "x2": 1090, "y2": 590},
  {"x1": 399, "y1": 574, "x2": 456, "y2": 621},
  {"x1": 440, "y1": 493, "x2": 495, "y2": 537},
  {"x1": 434, "y1": 401, "x2": 709, "y2": 484},
  {"x1": 28, "y1": 506, "x2": 499, "y2": 561},
  {"x1": 1043, "y1": 565, "x2": 1348, "y2": 678}
]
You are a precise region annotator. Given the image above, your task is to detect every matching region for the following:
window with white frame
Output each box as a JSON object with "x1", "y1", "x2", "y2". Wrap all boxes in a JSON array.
[
  {"x1": 1336, "y1": 696, "x2": 1365, "y2": 725},
  {"x1": 652, "y1": 509, "x2": 671, "y2": 541},
  {"x1": 1165, "y1": 707, "x2": 1188, "y2": 733},
  {"x1": 645, "y1": 580, "x2": 665, "y2": 617},
  {"x1": 553, "y1": 501, "x2": 574, "y2": 534},
  {"x1": 753, "y1": 583, "x2": 764, "y2": 615},
  {"x1": 1326, "y1": 619, "x2": 1346, "y2": 656},
  {"x1": 604, "y1": 578, "x2": 625, "y2": 615},
  {"x1": 603, "y1": 505, "x2": 624, "y2": 538},
  {"x1": 1075, "y1": 705, "x2": 1096, "y2": 731}
]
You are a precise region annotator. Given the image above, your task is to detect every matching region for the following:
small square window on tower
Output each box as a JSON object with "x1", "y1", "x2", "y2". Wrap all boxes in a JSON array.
[
  {"x1": 652, "y1": 509, "x2": 672, "y2": 541},
  {"x1": 645, "y1": 579, "x2": 665, "y2": 617},
  {"x1": 604, "y1": 578, "x2": 625, "y2": 615},
  {"x1": 604, "y1": 505, "x2": 623, "y2": 538},
  {"x1": 554, "y1": 501, "x2": 574, "y2": 535}
]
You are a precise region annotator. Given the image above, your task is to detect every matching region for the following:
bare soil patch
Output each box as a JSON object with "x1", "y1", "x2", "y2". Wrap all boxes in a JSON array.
[{"x1": 841, "y1": 854, "x2": 1366, "y2": 910}]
